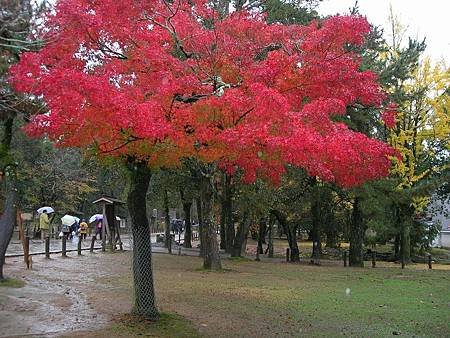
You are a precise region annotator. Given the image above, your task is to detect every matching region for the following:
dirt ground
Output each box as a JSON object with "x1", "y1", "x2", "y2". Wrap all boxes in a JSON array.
[{"x1": 1, "y1": 247, "x2": 449, "y2": 337}]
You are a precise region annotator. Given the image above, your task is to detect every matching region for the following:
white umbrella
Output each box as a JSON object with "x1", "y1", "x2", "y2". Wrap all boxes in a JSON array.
[
  {"x1": 37, "y1": 206, "x2": 54, "y2": 214},
  {"x1": 61, "y1": 215, "x2": 80, "y2": 226},
  {"x1": 89, "y1": 214, "x2": 120, "y2": 223}
]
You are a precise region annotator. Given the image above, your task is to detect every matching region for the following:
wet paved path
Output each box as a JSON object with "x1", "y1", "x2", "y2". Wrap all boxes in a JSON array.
[
  {"x1": 6, "y1": 233, "x2": 205, "y2": 258},
  {"x1": 1, "y1": 237, "x2": 210, "y2": 338}
]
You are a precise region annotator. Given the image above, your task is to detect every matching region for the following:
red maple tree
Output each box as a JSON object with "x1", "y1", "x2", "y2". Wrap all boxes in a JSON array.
[
  {"x1": 10, "y1": 0, "x2": 396, "y2": 317},
  {"x1": 11, "y1": 0, "x2": 394, "y2": 187}
]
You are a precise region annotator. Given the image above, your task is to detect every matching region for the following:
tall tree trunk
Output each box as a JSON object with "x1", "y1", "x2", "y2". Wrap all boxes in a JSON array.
[
  {"x1": 163, "y1": 189, "x2": 171, "y2": 249},
  {"x1": 196, "y1": 196, "x2": 204, "y2": 257},
  {"x1": 0, "y1": 172, "x2": 17, "y2": 280},
  {"x1": 399, "y1": 206, "x2": 412, "y2": 264},
  {"x1": 219, "y1": 175, "x2": 227, "y2": 250},
  {"x1": 179, "y1": 188, "x2": 192, "y2": 248},
  {"x1": 126, "y1": 162, "x2": 159, "y2": 319},
  {"x1": 0, "y1": 117, "x2": 16, "y2": 280},
  {"x1": 400, "y1": 223, "x2": 411, "y2": 263},
  {"x1": 349, "y1": 197, "x2": 364, "y2": 267},
  {"x1": 182, "y1": 199, "x2": 192, "y2": 248},
  {"x1": 271, "y1": 210, "x2": 300, "y2": 262},
  {"x1": 200, "y1": 175, "x2": 221, "y2": 269},
  {"x1": 224, "y1": 174, "x2": 234, "y2": 254},
  {"x1": 268, "y1": 218, "x2": 274, "y2": 258},
  {"x1": 310, "y1": 198, "x2": 322, "y2": 259},
  {"x1": 257, "y1": 218, "x2": 267, "y2": 254},
  {"x1": 394, "y1": 234, "x2": 400, "y2": 259},
  {"x1": 231, "y1": 212, "x2": 251, "y2": 257}
]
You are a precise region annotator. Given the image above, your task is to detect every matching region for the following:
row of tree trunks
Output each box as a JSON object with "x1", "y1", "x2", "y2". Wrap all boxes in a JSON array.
[{"x1": 126, "y1": 161, "x2": 159, "y2": 319}]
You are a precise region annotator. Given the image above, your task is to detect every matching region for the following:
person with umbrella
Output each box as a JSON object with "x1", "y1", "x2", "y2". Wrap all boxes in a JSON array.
[
  {"x1": 38, "y1": 207, "x2": 54, "y2": 241},
  {"x1": 61, "y1": 214, "x2": 79, "y2": 239}
]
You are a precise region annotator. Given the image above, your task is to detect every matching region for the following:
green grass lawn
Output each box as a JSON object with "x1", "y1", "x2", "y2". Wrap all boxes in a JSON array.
[{"x1": 92, "y1": 254, "x2": 450, "y2": 337}]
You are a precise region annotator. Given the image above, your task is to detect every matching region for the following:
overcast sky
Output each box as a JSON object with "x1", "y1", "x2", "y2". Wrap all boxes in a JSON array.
[{"x1": 318, "y1": 0, "x2": 450, "y2": 62}]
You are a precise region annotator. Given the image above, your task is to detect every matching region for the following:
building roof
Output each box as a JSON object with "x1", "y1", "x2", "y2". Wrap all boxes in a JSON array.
[{"x1": 92, "y1": 196, "x2": 125, "y2": 205}]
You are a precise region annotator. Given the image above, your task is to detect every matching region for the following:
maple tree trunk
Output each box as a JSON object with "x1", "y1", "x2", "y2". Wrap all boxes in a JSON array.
[
  {"x1": 271, "y1": 210, "x2": 299, "y2": 262},
  {"x1": 126, "y1": 162, "x2": 159, "y2": 319},
  {"x1": 200, "y1": 176, "x2": 221, "y2": 269},
  {"x1": 349, "y1": 197, "x2": 364, "y2": 267},
  {"x1": 182, "y1": 201, "x2": 192, "y2": 248}
]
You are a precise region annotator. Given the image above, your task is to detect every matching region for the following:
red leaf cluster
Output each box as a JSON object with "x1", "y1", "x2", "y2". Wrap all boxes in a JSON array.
[
  {"x1": 10, "y1": 0, "x2": 396, "y2": 187},
  {"x1": 381, "y1": 102, "x2": 398, "y2": 129}
]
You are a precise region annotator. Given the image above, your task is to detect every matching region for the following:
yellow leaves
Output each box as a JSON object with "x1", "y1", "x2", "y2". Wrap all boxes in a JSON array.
[
  {"x1": 412, "y1": 196, "x2": 431, "y2": 213},
  {"x1": 387, "y1": 58, "x2": 449, "y2": 200}
]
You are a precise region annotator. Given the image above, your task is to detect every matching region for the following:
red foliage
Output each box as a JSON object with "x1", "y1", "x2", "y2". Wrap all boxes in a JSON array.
[
  {"x1": 381, "y1": 103, "x2": 398, "y2": 129},
  {"x1": 10, "y1": 0, "x2": 395, "y2": 187}
]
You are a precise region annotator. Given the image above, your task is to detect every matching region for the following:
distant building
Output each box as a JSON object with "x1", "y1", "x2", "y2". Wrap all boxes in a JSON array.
[{"x1": 430, "y1": 195, "x2": 450, "y2": 248}]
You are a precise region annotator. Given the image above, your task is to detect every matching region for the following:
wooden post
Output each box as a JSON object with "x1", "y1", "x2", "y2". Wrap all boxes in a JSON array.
[
  {"x1": 90, "y1": 236, "x2": 96, "y2": 253},
  {"x1": 168, "y1": 234, "x2": 172, "y2": 254},
  {"x1": 102, "y1": 204, "x2": 107, "y2": 252},
  {"x1": 24, "y1": 236, "x2": 30, "y2": 263},
  {"x1": 372, "y1": 251, "x2": 376, "y2": 268},
  {"x1": 428, "y1": 253, "x2": 432, "y2": 270},
  {"x1": 343, "y1": 250, "x2": 347, "y2": 267},
  {"x1": 62, "y1": 235, "x2": 67, "y2": 257},
  {"x1": 286, "y1": 248, "x2": 290, "y2": 262},
  {"x1": 45, "y1": 237, "x2": 50, "y2": 259},
  {"x1": 401, "y1": 255, "x2": 405, "y2": 269},
  {"x1": 17, "y1": 210, "x2": 24, "y2": 241},
  {"x1": 115, "y1": 222, "x2": 123, "y2": 251},
  {"x1": 77, "y1": 237, "x2": 82, "y2": 255}
]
